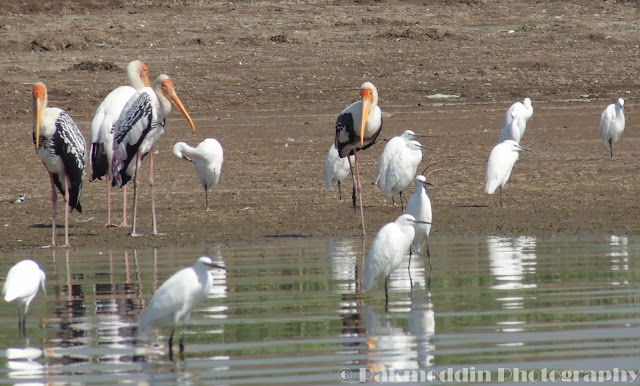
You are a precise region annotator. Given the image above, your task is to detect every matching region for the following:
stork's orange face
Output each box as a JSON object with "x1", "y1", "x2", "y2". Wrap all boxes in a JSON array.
[
  {"x1": 359, "y1": 87, "x2": 374, "y2": 146},
  {"x1": 33, "y1": 83, "x2": 47, "y2": 148},
  {"x1": 161, "y1": 79, "x2": 195, "y2": 131}
]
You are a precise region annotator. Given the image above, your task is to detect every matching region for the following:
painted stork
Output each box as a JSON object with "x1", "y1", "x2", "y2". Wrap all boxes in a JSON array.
[
  {"x1": 172, "y1": 138, "x2": 224, "y2": 212},
  {"x1": 598, "y1": 98, "x2": 625, "y2": 159},
  {"x1": 89, "y1": 60, "x2": 150, "y2": 227},
  {"x1": 32, "y1": 82, "x2": 86, "y2": 247},
  {"x1": 110, "y1": 74, "x2": 195, "y2": 236},
  {"x1": 335, "y1": 82, "x2": 382, "y2": 236}
]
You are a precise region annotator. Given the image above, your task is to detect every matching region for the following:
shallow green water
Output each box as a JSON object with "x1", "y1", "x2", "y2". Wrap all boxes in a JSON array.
[{"x1": 0, "y1": 235, "x2": 639, "y2": 384}]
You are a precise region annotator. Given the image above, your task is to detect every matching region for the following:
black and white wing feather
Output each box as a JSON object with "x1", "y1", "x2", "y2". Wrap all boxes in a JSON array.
[{"x1": 53, "y1": 112, "x2": 86, "y2": 212}]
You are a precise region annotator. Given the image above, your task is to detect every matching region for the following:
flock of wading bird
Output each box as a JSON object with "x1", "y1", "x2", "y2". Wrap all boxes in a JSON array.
[{"x1": 2, "y1": 60, "x2": 627, "y2": 356}]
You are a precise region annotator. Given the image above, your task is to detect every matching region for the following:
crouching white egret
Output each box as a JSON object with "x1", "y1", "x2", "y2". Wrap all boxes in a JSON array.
[
  {"x1": 138, "y1": 256, "x2": 226, "y2": 356},
  {"x1": 2, "y1": 260, "x2": 47, "y2": 335},
  {"x1": 485, "y1": 140, "x2": 533, "y2": 207},
  {"x1": 173, "y1": 139, "x2": 224, "y2": 211}
]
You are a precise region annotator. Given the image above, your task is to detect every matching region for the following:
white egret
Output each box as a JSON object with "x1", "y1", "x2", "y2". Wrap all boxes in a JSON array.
[
  {"x1": 362, "y1": 214, "x2": 431, "y2": 311},
  {"x1": 89, "y1": 60, "x2": 150, "y2": 227},
  {"x1": 598, "y1": 98, "x2": 625, "y2": 159},
  {"x1": 111, "y1": 74, "x2": 196, "y2": 236},
  {"x1": 32, "y1": 82, "x2": 86, "y2": 247},
  {"x1": 405, "y1": 175, "x2": 433, "y2": 271},
  {"x1": 485, "y1": 140, "x2": 533, "y2": 207},
  {"x1": 383, "y1": 139, "x2": 432, "y2": 210},
  {"x1": 375, "y1": 130, "x2": 427, "y2": 199},
  {"x1": 3, "y1": 260, "x2": 47, "y2": 335},
  {"x1": 139, "y1": 256, "x2": 226, "y2": 355},
  {"x1": 497, "y1": 97, "x2": 533, "y2": 144},
  {"x1": 323, "y1": 143, "x2": 354, "y2": 204},
  {"x1": 335, "y1": 82, "x2": 383, "y2": 236},
  {"x1": 172, "y1": 138, "x2": 224, "y2": 212}
]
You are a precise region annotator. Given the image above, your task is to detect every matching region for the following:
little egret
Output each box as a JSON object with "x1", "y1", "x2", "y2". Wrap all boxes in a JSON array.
[
  {"x1": 335, "y1": 82, "x2": 383, "y2": 236},
  {"x1": 172, "y1": 138, "x2": 224, "y2": 211},
  {"x1": 383, "y1": 139, "x2": 432, "y2": 210},
  {"x1": 598, "y1": 98, "x2": 625, "y2": 159},
  {"x1": 323, "y1": 143, "x2": 355, "y2": 203},
  {"x1": 497, "y1": 97, "x2": 533, "y2": 144},
  {"x1": 138, "y1": 256, "x2": 226, "y2": 355},
  {"x1": 405, "y1": 175, "x2": 433, "y2": 271},
  {"x1": 3, "y1": 260, "x2": 47, "y2": 335},
  {"x1": 485, "y1": 140, "x2": 533, "y2": 207},
  {"x1": 362, "y1": 214, "x2": 431, "y2": 311}
]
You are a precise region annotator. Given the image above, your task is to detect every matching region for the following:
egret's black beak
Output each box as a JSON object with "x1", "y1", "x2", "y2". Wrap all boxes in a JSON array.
[
  {"x1": 516, "y1": 145, "x2": 534, "y2": 153},
  {"x1": 205, "y1": 262, "x2": 226, "y2": 270},
  {"x1": 418, "y1": 145, "x2": 435, "y2": 151},
  {"x1": 411, "y1": 220, "x2": 432, "y2": 225}
]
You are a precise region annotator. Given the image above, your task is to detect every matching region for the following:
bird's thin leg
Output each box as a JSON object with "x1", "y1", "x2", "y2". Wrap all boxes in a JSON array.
[
  {"x1": 119, "y1": 186, "x2": 129, "y2": 228},
  {"x1": 384, "y1": 275, "x2": 390, "y2": 314},
  {"x1": 63, "y1": 173, "x2": 71, "y2": 247},
  {"x1": 49, "y1": 173, "x2": 58, "y2": 247},
  {"x1": 392, "y1": 196, "x2": 395, "y2": 206},
  {"x1": 426, "y1": 236, "x2": 432, "y2": 289},
  {"x1": 347, "y1": 157, "x2": 357, "y2": 211},
  {"x1": 353, "y1": 149, "x2": 366, "y2": 236},
  {"x1": 130, "y1": 152, "x2": 142, "y2": 237},
  {"x1": 610, "y1": 139, "x2": 614, "y2": 159},
  {"x1": 338, "y1": 181, "x2": 342, "y2": 200},
  {"x1": 17, "y1": 305, "x2": 23, "y2": 335},
  {"x1": 168, "y1": 325, "x2": 175, "y2": 349},
  {"x1": 149, "y1": 149, "x2": 161, "y2": 235},
  {"x1": 105, "y1": 175, "x2": 115, "y2": 227},
  {"x1": 408, "y1": 248, "x2": 414, "y2": 289},
  {"x1": 205, "y1": 186, "x2": 211, "y2": 212},
  {"x1": 499, "y1": 187, "x2": 503, "y2": 208},
  {"x1": 400, "y1": 191, "x2": 404, "y2": 211}
]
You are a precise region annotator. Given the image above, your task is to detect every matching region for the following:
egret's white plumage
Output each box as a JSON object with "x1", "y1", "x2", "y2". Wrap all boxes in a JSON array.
[
  {"x1": 139, "y1": 256, "x2": 225, "y2": 353},
  {"x1": 172, "y1": 139, "x2": 224, "y2": 211},
  {"x1": 405, "y1": 175, "x2": 433, "y2": 269},
  {"x1": 3, "y1": 260, "x2": 46, "y2": 334},
  {"x1": 323, "y1": 143, "x2": 353, "y2": 201},
  {"x1": 485, "y1": 140, "x2": 533, "y2": 207},
  {"x1": 497, "y1": 98, "x2": 533, "y2": 144},
  {"x1": 335, "y1": 82, "x2": 383, "y2": 235},
  {"x1": 110, "y1": 74, "x2": 196, "y2": 236},
  {"x1": 375, "y1": 130, "x2": 423, "y2": 191},
  {"x1": 598, "y1": 98, "x2": 625, "y2": 159},
  {"x1": 90, "y1": 60, "x2": 150, "y2": 227},
  {"x1": 32, "y1": 82, "x2": 86, "y2": 247},
  {"x1": 383, "y1": 140, "x2": 429, "y2": 209},
  {"x1": 363, "y1": 214, "x2": 428, "y2": 310}
]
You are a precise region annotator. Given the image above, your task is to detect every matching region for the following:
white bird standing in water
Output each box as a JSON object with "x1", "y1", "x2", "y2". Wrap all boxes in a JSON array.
[
  {"x1": 362, "y1": 214, "x2": 430, "y2": 311},
  {"x1": 375, "y1": 130, "x2": 426, "y2": 196},
  {"x1": 172, "y1": 139, "x2": 224, "y2": 211},
  {"x1": 598, "y1": 98, "x2": 625, "y2": 159},
  {"x1": 497, "y1": 97, "x2": 533, "y2": 144},
  {"x1": 89, "y1": 60, "x2": 150, "y2": 227},
  {"x1": 139, "y1": 256, "x2": 226, "y2": 356},
  {"x1": 405, "y1": 175, "x2": 433, "y2": 271},
  {"x1": 335, "y1": 82, "x2": 383, "y2": 236},
  {"x1": 323, "y1": 143, "x2": 354, "y2": 202},
  {"x1": 383, "y1": 139, "x2": 432, "y2": 210},
  {"x1": 32, "y1": 82, "x2": 87, "y2": 247},
  {"x1": 485, "y1": 140, "x2": 533, "y2": 207},
  {"x1": 3, "y1": 260, "x2": 47, "y2": 335},
  {"x1": 110, "y1": 74, "x2": 196, "y2": 236}
]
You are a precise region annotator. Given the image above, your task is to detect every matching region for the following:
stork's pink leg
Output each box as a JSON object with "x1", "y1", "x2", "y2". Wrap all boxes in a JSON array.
[
  {"x1": 353, "y1": 149, "x2": 366, "y2": 236},
  {"x1": 49, "y1": 173, "x2": 57, "y2": 247},
  {"x1": 119, "y1": 185, "x2": 129, "y2": 228},
  {"x1": 149, "y1": 149, "x2": 162, "y2": 235},
  {"x1": 105, "y1": 174, "x2": 115, "y2": 227},
  {"x1": 63, "y1": 173, "x2": 71, "y2": 247},
  {"x1": 130, "y1": 152, "x2": 142, "y2": 237}
]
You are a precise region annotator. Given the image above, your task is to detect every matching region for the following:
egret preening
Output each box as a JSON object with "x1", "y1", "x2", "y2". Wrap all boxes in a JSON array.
[
  {"x1": 111, "y1": 74, "x2": 196, "y2": 236},
  {"x1": 32, "y1": 82, "x2": 87, "y2": 247},
  {"x1": 405, "y1": 175, "x2": 433, "y2": 271},
  {"x1": 90, "y1": 60, "x2": 150, "y2": 227},
  {"x1": 497, "y1": 97, "x2": 533, "y2": 144},
  {"x1": 3, "y1": 260, "x2": 47, "y2": 335},
  {"x1": 172, "y1": 139, "x2": 224, "y2": 211},
  {"x1": 138, "y1": 256, "x2": 226, "y2": 356},
  {"x1": 485, "y1": 140, "x2": 533, "y2": 207},
  {"x1": 598, "y1": 98, "x2": 625, "y2": 159},
  {"x1": 362, "y1": 214, "x2": 431, "y2": 311},
  {"x1": 382, "y1": 139, "x2": 432, "y2": 210},
  {"x1": 323, "y1": 143, "x2": 354, "y2": 203},
  {"x1": 335, "y1": 82, "x2": 383, "y2": 236}
]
